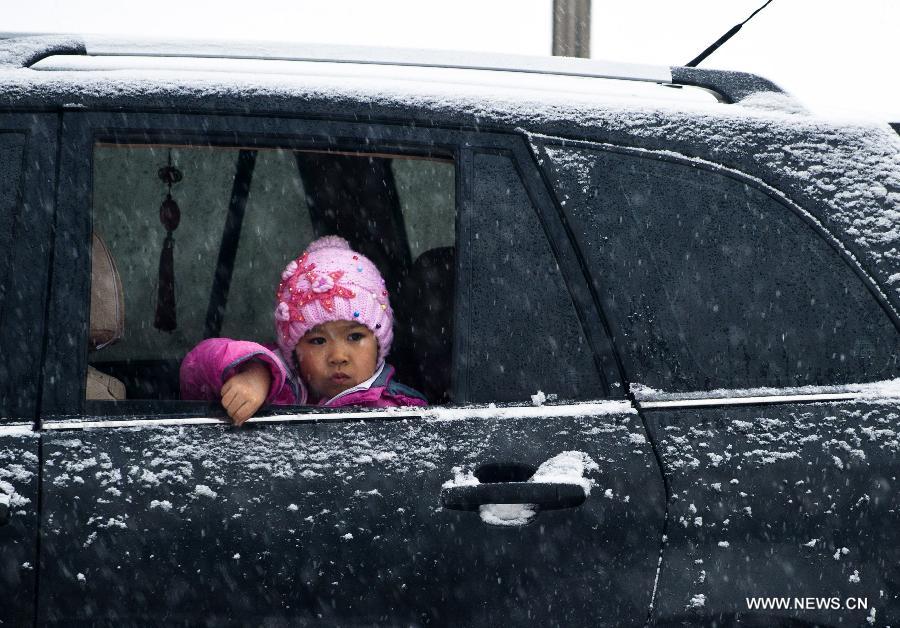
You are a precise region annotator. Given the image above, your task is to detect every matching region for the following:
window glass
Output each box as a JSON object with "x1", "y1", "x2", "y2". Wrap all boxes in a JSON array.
[
  {"x1": 0, "y1": 132, "x2": 26, "y2": 417},
  {"x1": 392, "y1": 157, "x2": 456, "y2": 260},
  {"x1": 93, "y1": 146, "x2": 240, "y2": 362},
  {"x1": 0, "y1": 133, "x2": 25, "y2": 311},
  {"x1": 91, "y1": 144, "x2": 456, "y2": 403},
  {"x1": 219, "y1": 150, "x2": 313, "y2": 342},
  {"x1": 541, "y1": 145, "x2": 900, "y2": 391},
  {"x1": 464, "y1": 152, "x2": 603, "y2": 403}
]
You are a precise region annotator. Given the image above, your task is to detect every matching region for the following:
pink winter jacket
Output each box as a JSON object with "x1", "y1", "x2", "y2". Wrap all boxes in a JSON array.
[{"x1": 179, "y1": 338, "x2": 428, "y2": 408}]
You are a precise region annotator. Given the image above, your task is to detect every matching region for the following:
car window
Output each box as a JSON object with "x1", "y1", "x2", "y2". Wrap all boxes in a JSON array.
[
  {"x1": 90, "y1": 143, "x2": 456, "y2": 405},
  {"x1": 0, "y1": 132, "x2": 26, "y2": 418},
  {"x1": 539, "y1": 144, "x2": 900, "y2": 392},
  {"x1": 462, "y1": 152, "x2": 605, "y2": 403},
  {"x1": 0, "y1": 133, "x2": 25, "y2": 300}
]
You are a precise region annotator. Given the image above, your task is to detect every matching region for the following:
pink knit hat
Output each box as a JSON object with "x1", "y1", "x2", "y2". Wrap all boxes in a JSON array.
[{"x1": 275, "y1": 235, "x2": 393, "y2": 366}]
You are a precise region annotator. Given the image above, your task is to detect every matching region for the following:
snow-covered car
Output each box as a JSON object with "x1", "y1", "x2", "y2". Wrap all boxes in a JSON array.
[{"x1": 1, "y1": 34, "x2": 900, "y2": 626}]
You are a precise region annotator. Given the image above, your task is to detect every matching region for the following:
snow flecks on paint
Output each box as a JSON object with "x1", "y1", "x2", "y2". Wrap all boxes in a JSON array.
[
  {"x1": 652, "y1": 400, "x2": 898, "y2": 614},
  {"x1": 687, "y1": 593, "x2": 706, "y2": 610},
  {"x1": 743, "y1": 449, "x2": 800, "y2": 465},
  {"x1": 0, "y1": 434, "x2": 38, "y2": 512},
  {"x1": 530, "y1": 451, "x2": 599, "y2": 496},
  {"x1": 478, "y1": 503, "x2": 537, "y2": 527},
  {"x1": 193, "y1": 484, "x2": 218, "y2": 499},
  {"x1": 654, "y1": 403, "x2": 899, "y2": 487},
  {"x1": 94, "y1": 516, "x2": 127, "y2": 529},
  {"x1": 442, "y1": 467, "x2": 478, "y2": 490},
  {"x1": 630, "y1": 379, "x2": 900, "y2": 404},
  {"x1": 35, "y1": 411, "x2": 644, "y2": 559}
]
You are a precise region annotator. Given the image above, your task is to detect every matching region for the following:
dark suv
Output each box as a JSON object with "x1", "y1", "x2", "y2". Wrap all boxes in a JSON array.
[{"x1": 2, "y1": 34, "x2": 900, "y2": 626}]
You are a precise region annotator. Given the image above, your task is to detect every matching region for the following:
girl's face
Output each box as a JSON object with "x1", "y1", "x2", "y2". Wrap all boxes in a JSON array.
[{"x1": 294, "y1": 320, "x2": 379, "y2": 402}]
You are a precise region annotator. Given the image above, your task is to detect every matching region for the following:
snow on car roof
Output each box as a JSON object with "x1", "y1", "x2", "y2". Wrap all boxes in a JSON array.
[
  {"x1": 82, "y1": 36, "x2": 674, "y2": 83},
  {"x1": 31, "y1": 55, "x2": 717, "y2": 106},
  {"x1": 8, "y1": 34, "x2": 674, "y2": 81},
  {"x1": 2, "y1": 33, "x2": 792, "y2": 108}
]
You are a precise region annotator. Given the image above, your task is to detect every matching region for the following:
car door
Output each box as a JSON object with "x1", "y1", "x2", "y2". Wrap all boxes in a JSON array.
[
  {"x1": 0, "y1": 113, "x2": 57, "y2": 626},
  {"x1": 534, "y1": 136, "x2": 900, "y2": 626},
  {"x1": 34, "y1": 110, "x2": 666, "y2": 625}
]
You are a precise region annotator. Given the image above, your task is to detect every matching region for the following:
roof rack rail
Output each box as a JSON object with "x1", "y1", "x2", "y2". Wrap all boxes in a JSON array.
[
  {"x1": 670, "y1": 66, "x2": 786, "y2": 104},
  {"x1": 0, "y1": 34, "x2": 84, "y2": 68},
  {"x1": 0, "y1": 33, "x2": 789, "y2": 105}
]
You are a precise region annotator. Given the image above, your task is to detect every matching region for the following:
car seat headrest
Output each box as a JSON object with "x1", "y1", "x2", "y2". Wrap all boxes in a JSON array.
[
  {"x1": 395, "y1": 246, "x2": 455, "y2": 404},
  {"x1": 90, "y1": 232, "x2": 125, "y2": 350}
]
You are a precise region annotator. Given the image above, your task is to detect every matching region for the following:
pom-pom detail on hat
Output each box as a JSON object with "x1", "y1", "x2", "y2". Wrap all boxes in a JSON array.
[
  {"x1": 281, "y1": 260, "x2": 298, "y2": 281},
  {"x1": 311, "y1": 274, "x2": 335, "y2": 293},
  {"x1": 306, "y1": 235, "x2": 351, "y2": 253},
  {"x1": 275, "y1": 302, "x2": 291, "y2": 321}
]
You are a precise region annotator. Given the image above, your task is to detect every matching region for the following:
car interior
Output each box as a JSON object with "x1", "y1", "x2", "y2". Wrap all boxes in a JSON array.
[
  {"x1": 86, "y1": 231, "x2": 126, "y2": 401},
  {"x1": 88, "y1": 144, "x2": 456, "y2": 407}
]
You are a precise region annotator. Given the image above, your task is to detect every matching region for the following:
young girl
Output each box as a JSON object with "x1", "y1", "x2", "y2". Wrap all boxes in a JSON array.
[{"x1": 180, "y1": 235, "x2": 428, "y2": 425}]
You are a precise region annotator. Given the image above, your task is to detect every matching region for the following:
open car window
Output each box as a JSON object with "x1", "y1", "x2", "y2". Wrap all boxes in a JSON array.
[{"x1": 88, "y1": 143, "x2": 456, "y2": 411}]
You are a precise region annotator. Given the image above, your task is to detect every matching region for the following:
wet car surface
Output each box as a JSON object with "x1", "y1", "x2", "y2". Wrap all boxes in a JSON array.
[{"x1": 1, "y1": 34, "x2": 899, "y2": 626}]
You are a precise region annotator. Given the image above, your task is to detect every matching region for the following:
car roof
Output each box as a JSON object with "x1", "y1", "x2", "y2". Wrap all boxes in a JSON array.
[{"x1": 0, "y1": 33, "x2": 793, "y2": 107}]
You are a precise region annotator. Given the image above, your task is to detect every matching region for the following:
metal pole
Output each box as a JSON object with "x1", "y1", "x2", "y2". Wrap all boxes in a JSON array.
[{"x1": 552, "y1": 0, "x2": 591, "y2": 58}]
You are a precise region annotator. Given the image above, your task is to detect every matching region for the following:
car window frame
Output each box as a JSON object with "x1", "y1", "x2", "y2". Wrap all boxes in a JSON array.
[
  {"x1": 40, "y1": 112, "x2": 625, "y2": 422},
  {"x1": 460, "y1": 144, "x2": 624, "y2": 401},
  {"x1": 530, "y1": 134, "x2": 900, "y2": 391},
  {"x1": 0, "y1": 112, "x2": 58, "y2": 423}
]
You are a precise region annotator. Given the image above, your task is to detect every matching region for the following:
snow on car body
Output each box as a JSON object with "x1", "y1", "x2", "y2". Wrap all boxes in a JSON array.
[{"x1": 0, "y1": 34, "x2": 899, "y2": 626}]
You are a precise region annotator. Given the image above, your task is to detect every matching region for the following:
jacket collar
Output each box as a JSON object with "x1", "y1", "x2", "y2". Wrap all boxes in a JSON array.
[{"x1": 320, "y1": 362, "x2": 393, "y2": 406}]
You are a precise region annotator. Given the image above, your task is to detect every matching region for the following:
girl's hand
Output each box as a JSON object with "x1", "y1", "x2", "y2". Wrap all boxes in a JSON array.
[{"x1": 220, "y1": 361, "x2": 272, "y2": 426}]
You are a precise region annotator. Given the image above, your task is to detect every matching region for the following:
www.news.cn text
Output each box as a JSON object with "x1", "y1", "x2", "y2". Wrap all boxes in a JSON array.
[{"x1": 745, "y1": 597, "x2": 869, "y2": 611}]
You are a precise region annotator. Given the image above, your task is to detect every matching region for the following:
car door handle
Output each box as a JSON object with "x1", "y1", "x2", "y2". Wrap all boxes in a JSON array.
[{"x1": 440, "y1": 482, "x2": 586, "y2": 511}]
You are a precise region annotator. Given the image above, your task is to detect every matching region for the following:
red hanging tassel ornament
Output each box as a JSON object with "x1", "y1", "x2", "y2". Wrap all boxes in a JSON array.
[{"x1": 154, "y1": 155, "x2": 182, "y2": 332}]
